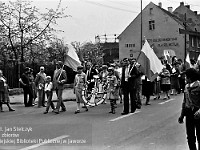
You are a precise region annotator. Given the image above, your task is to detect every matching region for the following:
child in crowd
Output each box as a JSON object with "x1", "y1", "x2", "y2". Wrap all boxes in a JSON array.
[
  {"x1": 74, "y1": 66, "x2": 88, "y2": 114},
  {"x1": 105, "y1": 67, "x2": 118, "y2": 114},
  {"x1": 43, "y1": 76, "x2": 55, "y2": 114}
]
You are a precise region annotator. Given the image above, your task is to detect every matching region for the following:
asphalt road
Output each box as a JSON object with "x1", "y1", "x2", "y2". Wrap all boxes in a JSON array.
[{"x1": 0, "y1": 93, "x2": 189, "y2": 150}]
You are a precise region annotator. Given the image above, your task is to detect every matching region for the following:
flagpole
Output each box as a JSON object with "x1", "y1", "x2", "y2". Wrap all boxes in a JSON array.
[
  {"x1": 136, "y1": 0, "x2": 143, "y2": 62},
  {"x1": 184, "y1": 13, "x2": 187, "y2": 64},
  {"x1": 140, "y1": 0, "x2": 143, "y2": 51}
]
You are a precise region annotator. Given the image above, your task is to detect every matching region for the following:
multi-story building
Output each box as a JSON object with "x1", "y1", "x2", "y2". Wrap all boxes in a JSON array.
[
  {"x1": 95, "y1": 34, "x2": 119, "y2": 64},
  {"x1": 118, "y1": 2, "x2": 200, "y2": 61}
]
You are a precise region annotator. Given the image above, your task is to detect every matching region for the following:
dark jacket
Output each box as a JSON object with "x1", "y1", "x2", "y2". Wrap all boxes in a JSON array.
[{"x1": 121, "y1": 65, "x2": 140, "y2": 90}]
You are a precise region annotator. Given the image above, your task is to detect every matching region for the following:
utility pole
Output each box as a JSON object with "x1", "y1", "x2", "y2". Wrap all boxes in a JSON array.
[
  {"x1": 140, "y1": 0, "x2": 143, "y2": 50},
  {"x1": 184, "y1": 13, "x2": 187, "y2": 64}
]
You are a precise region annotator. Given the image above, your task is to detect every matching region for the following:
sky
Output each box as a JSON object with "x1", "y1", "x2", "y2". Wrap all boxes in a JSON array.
[{"x1": 5, "y1": 0, "x2": 200, "y2": 44}]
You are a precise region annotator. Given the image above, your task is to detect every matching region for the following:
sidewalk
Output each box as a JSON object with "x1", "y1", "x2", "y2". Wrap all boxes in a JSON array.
[{"x1": 9, "y1": 88, "x2": 76, "y2": 105}]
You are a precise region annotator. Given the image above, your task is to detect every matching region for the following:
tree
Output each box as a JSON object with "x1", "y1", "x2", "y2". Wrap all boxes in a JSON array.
[
  {"x1": 0, "y1": 0, "x2": 68, "y2": 61},
  {"x1": 79, "y1": 41, "x2": 103, "y2": 65},
  {"x1": 0, "y1": 0, "x2": 69, "y2": 86}
]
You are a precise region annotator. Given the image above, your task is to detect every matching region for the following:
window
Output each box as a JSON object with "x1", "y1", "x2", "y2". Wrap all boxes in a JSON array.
[
  {"x1": 191, "y1": 37, "x2": 195, "y2": 47},
  {"x1": 149, "y1": 8, "x2": 153, "y2": 15},
  {"x1": 125, "y1": 43, "x2": 135, "y2": 48},
  {"x1": 149, "y1": 20, "x2": 155, "y2": 30},
  {"x1": 198, "y1": 38, "x2": 200, "y2": 48}
]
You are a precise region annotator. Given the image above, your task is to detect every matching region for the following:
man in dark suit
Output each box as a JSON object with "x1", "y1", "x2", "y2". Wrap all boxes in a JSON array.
[
  {"x1": 85, "y1": 62, "x2": 98, "y2": 92},
  {"x1": 53, "y1": 61, "x2": 67, "y2": 114},
  {"x1": 19, "y1": 67, "x2": 33, "y2": 107},
  {"x1": 121, "y1": 58, "x2": 140, "y2": 115}
]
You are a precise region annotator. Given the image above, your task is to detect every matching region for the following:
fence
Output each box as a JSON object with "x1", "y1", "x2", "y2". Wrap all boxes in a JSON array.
[
  {"x1": 0, "y1": 62, "x2": 19, "y2": 88},
  {"x1": 0, "y1": 62, "x2": 76, "y2": 89}
]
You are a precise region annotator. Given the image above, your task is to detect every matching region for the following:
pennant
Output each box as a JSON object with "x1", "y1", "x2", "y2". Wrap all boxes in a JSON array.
[{"x1": 137, "y1": 40, "x2": 163, "y2": 82}]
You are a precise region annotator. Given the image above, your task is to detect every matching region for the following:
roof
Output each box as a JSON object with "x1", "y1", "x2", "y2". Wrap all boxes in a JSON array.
[
  {"x1": 156, "y1": 5, "x2": 193, "y2": 31},
  {"x1": 118, "y1": 2, "x2": 193, "y2": 38}
]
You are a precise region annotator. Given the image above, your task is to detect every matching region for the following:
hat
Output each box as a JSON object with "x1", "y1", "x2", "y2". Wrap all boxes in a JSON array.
[
  {"x1": 77, "y1": 65, "x2": 84, "y2": 70},
  {"x1": 108, "y1": 67, "x2": 114, "y2": 71},
  {"x1": 123, "y1": 58, "x2": 128, "y2": 62},
  {"x1": 102, "y1": 65, "x2": 108, "y2": 69},
  {"x1": 46, "y1": 76, "x2": 51, "y2": 80},
  {"x1": 25, "y1": 67, "x2": 30, "y2": 73},
  {"x1": 110, "y1": 63, "x2": 116, "y2": 67},
  {"x1": 40, "y1": 66, "x2": 44, "y2": 70},
  {"x1": 56, "y1": 61, "x2": 63, "y2": 66}
]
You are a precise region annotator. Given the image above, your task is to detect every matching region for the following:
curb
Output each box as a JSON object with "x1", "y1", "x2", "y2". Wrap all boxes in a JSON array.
[{"x1": 10, "y1": 98, "x2": 76, "y2": 105}]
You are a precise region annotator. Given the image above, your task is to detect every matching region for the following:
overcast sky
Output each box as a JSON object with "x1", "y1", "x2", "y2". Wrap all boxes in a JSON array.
[{"x1": 6, "y1": 0, "x2": 200, "y2": 43}]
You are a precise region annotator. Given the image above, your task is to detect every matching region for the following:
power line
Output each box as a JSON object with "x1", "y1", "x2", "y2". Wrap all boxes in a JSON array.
[
  {"x1": 106, "y1": 0, "x2": 134, "y2": 7},
  {"x1": 81, "y1": 0, "x2": 139, "y2": 14}
]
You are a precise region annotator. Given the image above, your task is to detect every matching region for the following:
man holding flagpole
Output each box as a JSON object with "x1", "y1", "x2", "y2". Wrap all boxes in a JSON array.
[
  {"x1": 53, "y1": 61, "x2": 67, "y2": 114},
  {"x1": 121, "y1": 58, "x2": 140, "y2": 115}
]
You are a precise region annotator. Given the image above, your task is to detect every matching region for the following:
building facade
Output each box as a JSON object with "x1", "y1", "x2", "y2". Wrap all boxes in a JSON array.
[{"x1": 118, "y1": 2, "x2": 200, "y2": 61}]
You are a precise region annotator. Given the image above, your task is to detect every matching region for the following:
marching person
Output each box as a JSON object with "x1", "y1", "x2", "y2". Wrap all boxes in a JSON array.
[
  {"x1": 159, "y1": 66, "x2": 171, "y2": 99},
  {"x1": 170, "y1": 61, "x2": 180, "y2": 95},
  {"x1": 178, "y1": 68, "x2": 200, "y2": 150},
  {"x1": 104, "y1": 67, "x2": 118, "y2": 114},
  {"x1": 121, "y1": 58, "x2": 140, "y2": 115},
  {"x1": 19, "y1": 67, "x2": 33, "y2": 107},
  {"x1": 99, "y1": 65, "x2": 109, "y2": 104},
  {"x1": 0, "y1": 70, "x2": 15, "y2": 112},
  {"x1": 85, "y1": 61, "x2": 98, "y2": 93},
  {"x1": 29, "y1": 68, "x2": 37, "y2": 106},
  {"x1": 142, "y1": 76, "x2": 154, "y2": 105},
  {"x1": 74, "y1": 65, "x2": 88, "y2": 114},
  {"x1": 35, "y1": 66, "x2": 46, "y2": 107},
  {"x1": 43, "y1": 76, "x2": 55, "y2": 114},
  {"x1": 53, "y1": 61, "x2": 67, "y2": 114}
]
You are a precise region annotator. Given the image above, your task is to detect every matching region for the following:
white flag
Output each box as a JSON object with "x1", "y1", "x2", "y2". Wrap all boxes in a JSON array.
[
  {"x1": 137, "y1": 40, "x2": 163, "y2": 81},
  {"x1": 64, "y1": 44, "x2": 81, "y2": 71}
]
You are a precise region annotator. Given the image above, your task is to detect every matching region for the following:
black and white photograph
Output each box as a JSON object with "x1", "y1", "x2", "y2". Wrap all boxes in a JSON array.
[{"x1": 0, "y1": 0, "x2": 200, "y2": 149}]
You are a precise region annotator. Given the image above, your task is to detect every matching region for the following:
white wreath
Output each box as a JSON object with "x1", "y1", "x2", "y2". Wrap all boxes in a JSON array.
[{"x1": 81, "y1": 88, "x2": 107, "y2": 106}]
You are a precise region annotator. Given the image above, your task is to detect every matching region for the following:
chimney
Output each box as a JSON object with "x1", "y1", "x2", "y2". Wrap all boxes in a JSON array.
[
  {"x1": 194, "y1": 11, "x2": 197, "y2": 15},
  {"x1": 185, "y1": 5, "x2": 190, "y2": 9},
  {"x1": 158, "y1": 2, "x2": 162, "y2": 8},
  {"x1": 168, "y1": 7, "x2": 173, "y2": 13},
  {"x1": 180, "y1": 2, "x2": 184, "y2": 6}
]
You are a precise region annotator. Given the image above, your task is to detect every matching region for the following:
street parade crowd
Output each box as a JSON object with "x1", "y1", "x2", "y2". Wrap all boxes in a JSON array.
[
  {"x1": 0, "y1": 56, "x2": 200, "y2": 149},
  {"x1": 0, "y1": 56, "x2": 199, "y2": 114}
]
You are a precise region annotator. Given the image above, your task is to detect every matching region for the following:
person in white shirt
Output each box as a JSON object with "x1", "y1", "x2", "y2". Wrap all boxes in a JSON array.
[
  {"x1": 35, "y1": 66, "x2": 47, "y2": 107},
  {"x1": 74, "y1": 66, "x2": 88, "y2": 114},
  {"x1": 43, "y1": 76, "x2": 55, "y2": 114}
]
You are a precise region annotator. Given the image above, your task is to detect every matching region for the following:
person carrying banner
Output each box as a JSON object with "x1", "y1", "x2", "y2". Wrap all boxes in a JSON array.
[{"x1": 53, "y1": 61, "x2": 67, "y2": 114}]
